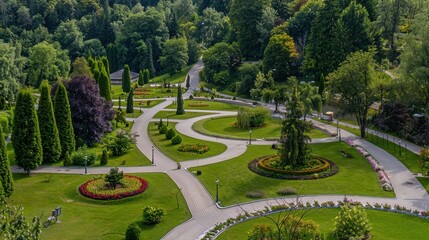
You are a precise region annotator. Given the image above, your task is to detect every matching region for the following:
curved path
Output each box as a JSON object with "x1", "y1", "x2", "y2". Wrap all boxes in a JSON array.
[{"x1": 11, "y1": 59, "x2": 429, "y2": 239}]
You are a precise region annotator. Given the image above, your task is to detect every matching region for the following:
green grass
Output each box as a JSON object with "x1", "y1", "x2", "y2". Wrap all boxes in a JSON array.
[
  {"x1": 217, "y1": 208, "x2": 429, "y2": 240},
  {"x1": 9, "y1": 173, "x2": 190, "y2": 240},
  {"x1": 148, "y1": 122, "x2": 227, "y2": 162},
  {"x1": 150, "y1": 66, "x2": 193, "y2": 84},
  {"x1": 166, "y1": 100, "x2": 240, "y2": 111},
  {"x1": 417, "y1": 177, "x2": 429, "y2": 194},
  {"x1": 112, "y1": 99, "x2": 165, "y2": 108},
  {"x1": 125, "y1": 109, "x2": 143, "y2": 118},
  {"x1": 193, "y1": 116, "x2": 330, "y2": 140},
  {"x1": 190, "y1": 143, "x2": 394, "y2": 206},
  {"x1": 153, "y1": 111, "x2": 217, "y2": 120}
]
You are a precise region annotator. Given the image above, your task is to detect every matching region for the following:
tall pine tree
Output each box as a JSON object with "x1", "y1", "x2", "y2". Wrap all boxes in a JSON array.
[
  {"x1": 126, "y1": 90, "x2": 134, "y2": 114},
  {"x1": 12, "y1": 89, "x2": 43, "y2": 174},
  {"x1": 107, "y1": 44, "x2": 119, "y2": 72},
  {"x1": 54, "y1": 81, "x2": 76, "y2": 158},
  {"x1": 176, "y1": 85, "x2": 185, "y2": 115},
  {"x1": 145, "y1": 41, "x2": 156, "y2": 78},
  {"x1": 0, "y1": 125, "x2": 14, "y2": 196},
  {"x1": 38, "y1": 80, "x2": 61, "y2": 163},
  {"x1": 122, "y1": 64, "x2": 131, "y2": 93},
  {"x1": 138, "y1": 70, "x2": 144, "y2": 86},
  {"x1": 143, "y1": 69, "x2": 150, "y2": 84},
  {"x1": 99, "y1": 65, "x2": 112, "y2": 101}
]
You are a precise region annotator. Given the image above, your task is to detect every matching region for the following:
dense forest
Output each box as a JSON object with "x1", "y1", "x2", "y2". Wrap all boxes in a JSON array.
[{"x1": 1, "y1": 0, "x2": 429, "y2": 144}]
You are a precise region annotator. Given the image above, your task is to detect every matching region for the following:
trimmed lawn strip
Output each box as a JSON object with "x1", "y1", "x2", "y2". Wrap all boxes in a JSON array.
[
  {"x1": 148, "y1": 122, "x2": 227, "y2": 162},
  {"x1": 9, "y1": 173, "x2": 190, "y2": 240},
  {"x1": 112, "y1": 99, "x2": 165, "y2": 108},
  {"x1": 417, "y1": 177, "x2": 429, "y2": 194},
  {"x1": 217, "y1": 208, "x2": 429, "y2": 240},
  {"x1": 166, "y1": 100, "x2": 240, "y2": 111},
  {"x1": 125, "y1": 109, "x2": 143, "y2": 118},
  {"x1": 193, "y1": 116, "x2": 330, "y2": 140},
  {"x1": 190, "y1": 143, "x2": 393, "y2": 206},
  {"x1": 153, "y1": 111, "x2": 217, "y2": 120},
  {"x1": 150, "y1": 66, "x2": 192, "y2": 84}
]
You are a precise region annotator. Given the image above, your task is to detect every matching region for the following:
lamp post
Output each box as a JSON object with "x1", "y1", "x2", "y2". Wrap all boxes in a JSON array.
[
  {"x1": 215, "y1": 178, "x2": 219, "y2": 203},
  {"x1": 399, "y1": 140, "x2": 402, "y2": 156},
  {"x1": 152, "y1": 145, "x2": 155, "y2": 165},
  {"x1": 339, "y1": 129, "x2": 342, "y2": 142},
  {"x1": 167, "y1": 113, "x2": 169, "y2": 126},
  {"x1": 336, "y1": 121, "x2": 339, "y2": 138},
  {"x1": 84, "y1": 155, "x2": 88, "y2": 175},
  {"x1": 249, "y1": 128, "x2": 252, "y2": 145}
]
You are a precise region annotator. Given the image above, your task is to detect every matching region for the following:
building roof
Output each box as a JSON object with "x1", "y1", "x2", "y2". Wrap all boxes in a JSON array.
[{"x1": 110, "y1": 69, "x2": 139, "y2": 81}]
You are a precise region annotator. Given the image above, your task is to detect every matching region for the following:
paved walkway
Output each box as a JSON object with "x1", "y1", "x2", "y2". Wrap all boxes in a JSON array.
[{"x1": 10, "y1": 60, "x2": 429, "y2": 240}]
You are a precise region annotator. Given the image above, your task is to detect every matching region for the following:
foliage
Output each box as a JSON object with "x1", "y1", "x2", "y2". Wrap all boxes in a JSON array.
[
  {"x1": 104, "y1": 129, "x2": 137, "y2": 156},
  {"x1": 37, "y1": 80, "x2": 61, "y2": 163},
  {"x1": 171, "y1": 135, "x2": 182, "y2": 145},
  {"x1": 333, "y1": 205, "x2": 371, "y2": 240},
  {"x1": 53, "y1": 80, "x2": 75, "y2": 157},
  {"x1": 98, "y1": 62, "x2": 112, "y2": 101},
  {"x1": 12, "y1": 89, "x2": 43, "y2": 174},
  {"x1": 125, "y1": 223, "x2": 141, "y2": 240},
  {"x1": 165, "y1": 128, "x2": 176, "y2": 140},
  {"x1": 160, "y1": 38, "x2": 189, "y2": 75},
  {"x1": 277, "y1": 187, "x2": 298, "y2": 196},
  {"x1": 70, "y1": 57, "x2": 92, "y2": 78},
  {"x1": 159, "y1": 125, "x2": 168, "y2": 134},
  {"x1": 0, "y1": 125, "x2": 14, "y2": 197},
  {"x1": 197, "y1": 7, "x2": 230, "y2": 47},
  {"x1": 236, "y1": 107, "x2": 271, "y2": 129},
  {"x1": 100, "y1": 149, "x2": 109, "y2": 165},
  {"x1": 0, "y1": 42, "x2": 24, "y2": 102},
  {"x1": 158, "y1": 118, "x2": 164, "y2": 129},
  {"x1": 122, "y1": 64, "x2": 131, "y2": 93},
  {"x1": 126, "y1": 91, "x2": 134, "y2": 114},
  {"x1": 178, "y1": 144, "x2": 209, "y2": 154},
  {"x1": 0, "y1": 204, "x2": 42, "y2": 240},
  {"x1": 237, "y1": 63, "x2": 260, "y2": 95},
  {"x1": 142, "y1": 206, "x2": 166, "y2": 224},
  {"x1": 176, "y1": 85, "x2": 185, "y2": 115},
  {"x1": 202, "y1": 42, "x2": 241, "y2": 85},
  {"x1": 71, "y1": 146, "x2": 96, "y2": 166},
  {"x1": 138, "y1": 70, "x2": 144, "y2": 86},
  {"x1": 54, "y1": 20, "x2": 83, "y2": 59},
  {"x1": 105, "y1": 167, "x2": 124, "y2": 189},
  {"x1": 246, "y1": 190, "x2": 265, "y2": 198},
  {"x1": 63, "y1": 151, "x2": 72, "y2": 166},
  {"x1": 143, "y1": 69, "x2": 150, "y2": 84},
  {"x1": 372, "y1": 102, "x2": 413, "y2": 136}
]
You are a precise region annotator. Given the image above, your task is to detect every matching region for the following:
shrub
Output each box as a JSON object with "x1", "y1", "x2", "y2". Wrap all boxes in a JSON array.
[
  {"x1": 158, "y1": 118, "x2": 164, "y2": 129},
  {"x1": 196, "y1": 170, "x2": 202, "y2": 175},
  {"x1": 100, "y1": 149, "x2": 109, "y2": 165},
  {"x1": 333, "y1": 205, "x2": 371, "y2": 240},
  {"x1": 189, "y1": 95, "x2": 194, "y2": 100},
  {"x1": 246, "y1": 190, "x2": 265, "y2": 199},
  {"x1": 277, "y1": 187, "x2": 297, "y2": 196},
  {"x1": 171, "y1": 135, "x2": 182, "y2": 145},
  {"x1": 178, "y1": 144, "x2": 209, "y2": 154},
  {"x1": 125, "y1": 223, "x2": 141, "y2": 240},
  {"x1": 236, "y1": 106, "x2": 271, "y2": 129},
  {"x1": 105, "y1": 167, "x2": 124, "y2": 189},
  {"x1": 248, "y1": 224, "x2": 274, "y2": 239},
  {"x1": 159, "y1": 125, "x2": 168, "y2": 134},
  {"x1": 63, "y1": 151, "x2": 72, "y2": 166},
  {"x1": 104, "y1": 129, "x2": 137, "y2": 156},
  {"x1": 165, "y1": 128, "x2": 176, "y2": 140},
  {"x1": 142, "y1": 206, "x2": 166, "y2": 224},
  {"x1": 71, "y1": 146, "x2": 96, "y2": 166},
  {"x1": 211, "y1": 95, "x2": 214, "y2": 100}
]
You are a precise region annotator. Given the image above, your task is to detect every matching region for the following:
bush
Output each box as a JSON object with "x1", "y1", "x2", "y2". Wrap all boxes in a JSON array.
[
  {"x1": 63, "y1": 151, "x2": 72, "y2": 166},
  {"x1": 104, "y1": 167, "x2": 124, "y2": 189},
  {"x1": 246, "y1": 190, "x2": 265, "y2": 198},
  {"x1": 159, "y1": 125, "x2": 168, "y2": 134},
  {"x1": 196, "y1": 170, "x2": 202, "y2": 175},
  {"x1": 211, "y1": 95, "x2": 214, "y2": 100},
  {"x1": 104, "y1": 129, "x2": 137, "y2": 156},
  {"x1": 189, "y1": 95, "x2": 194, "y2": 99},
  {"x1": 236, "y1": 106, "x2": 271, "y2": 129},
  {"x1": 125, "y1": 223, "x2": 141, "y2": 240},
  {"x1": 277, "y1": 187, "x2": 297, "y2": 196},
  {"x1": 165, "y1": 128, "x2": 176, "y2": 140},
  {"x1": 333, "y1": 205, "x2": 371, "y2": 240},
  {"x1": 71, "y1": 146, "x2": 96, "y2": 166},
  {"x1": 158, "y1": 118, "x2": 164, "y2": 129},
  {"x1": 100, "y1": 149, "x2": 109, "y2": 165},
  {"x1": 171, "y1": 135, "x2": 182, "y2": 145},
  {"x1": 142, "y1": 206, "x2": 166, "y2": 224}
]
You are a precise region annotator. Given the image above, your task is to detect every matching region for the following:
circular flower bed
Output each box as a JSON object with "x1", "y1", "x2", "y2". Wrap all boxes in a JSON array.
[
  {"x1": 178, "y1": 143, "x2": 209, "y2": 154},
  {"x1": 79, "y1": 175, "x2": 148, "y2": 200},
  {"x1": 188, "y1": 103, "x2": 210, "y2": 107},
  {"x1": 249, "y1": 155, "x2": 338, "y2": 180}
]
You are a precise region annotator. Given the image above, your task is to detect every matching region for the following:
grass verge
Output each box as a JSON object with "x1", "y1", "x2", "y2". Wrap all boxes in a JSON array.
[
  {"x1": 166, "y1": 100, "x2": 240, "y2": 111},
  {"x1": 153, "y1": 111, "x2": 217, "y2": 120}
]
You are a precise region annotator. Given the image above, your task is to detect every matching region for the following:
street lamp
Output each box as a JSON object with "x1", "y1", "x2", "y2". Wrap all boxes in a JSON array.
[
  {"x1": 336, "y1": 121, "x2": 339, "y2": 137},
  {"x1": 399, "y1": 140, "x2": 402, "y2": 156},
  {"x1": 84, "y1": 155, "x2": 88, "y2": 175},
  {"x1": 215, "y1": 178, "x2": 219, "y2": 203},
  {"x1": 152, "y1": 145, "x2": 155, "y2": 165},
  {"x1": 249, "y1": 128, "x2": 252, "y2": 145},
  {"x1": 339, "y1": 129, "x2": 342, "y2": 142},
  {"x1": 167, "y1": 113, "x2": 169, "y2": 126}
]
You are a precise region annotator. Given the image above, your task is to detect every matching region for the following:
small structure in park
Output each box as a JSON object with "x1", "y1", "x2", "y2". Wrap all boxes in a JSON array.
[{"x1": 110, "y1": 69, "x2": 139, "y2": 85}]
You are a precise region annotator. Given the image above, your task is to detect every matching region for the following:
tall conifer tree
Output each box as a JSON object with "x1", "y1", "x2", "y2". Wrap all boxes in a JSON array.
[
  {"x1": 122, "y1": 64, "x2": 131, "y2": 93},
  {"x1": 99, "y1": 66, "x2": 112, "y2": 101},
  {"x1": 0, "y1": 125, "x2": 14, "y2": 196},
  {"x1": 176, "y1": 85, "x2": 185, "y2": 115},
  {"x1": 143, "y1": 69, "x2": 150, "y2": 84},
  {"x1": 54, "y1": 81, "x2": 76, "y2": 157},
  {"x1": 138, "y1": 70, "x2": 144, "y2": 86},
  {"x1": 126, "y1": 90, "x2": 134, "y2": 114}
]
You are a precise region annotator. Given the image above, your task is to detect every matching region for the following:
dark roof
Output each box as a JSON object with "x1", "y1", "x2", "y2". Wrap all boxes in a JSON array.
[{"x1": 110, "y1": 69, "x2": 139, "y2": 81}]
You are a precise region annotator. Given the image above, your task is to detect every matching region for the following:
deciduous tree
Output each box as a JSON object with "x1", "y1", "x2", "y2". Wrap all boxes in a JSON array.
[{"x1": 160, "y1": 38, "x2": 189, "y2": 75}]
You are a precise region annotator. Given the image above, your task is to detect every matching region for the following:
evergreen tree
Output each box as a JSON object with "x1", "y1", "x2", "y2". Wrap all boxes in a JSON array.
[
  {"x1": 107, "y1": 43, "x2": 119, "y2": 72},
  {"x1": 126, "y1": 90, "x2": 134, "y2": 114},
  {"x1": 99, "y1": 66, "x2": 112, "y2": 101},
  {"x1": 54, "y1": 81, "x2": 76, "y2": 157},
  {"x1": 176, "y1": 85, "x2": 185, "y2": 115},
  {"x1": 168, "y1": 10, "x2": 180, "y2": 38},
  {"x1": 186, "y1": 75, "x2": 190, "y2": 88},
  {"x1": 101, "y1": 56, "x2": 112, "y2": 89},
  {"x1": 143, "y1": 69, "x2": 150, "y2": 84},
  {"x1": 122, "y1": 64, "x2": 131, "y2": 93},
  {"x1": 138, "y1": 70, "x2": 144, "y2": 86},
  {"x1": 37, "y1": 80, "x2": 61, "y2": 164},
  {"x1": 0, "y1": 125, "x2": 14, "y2": 197},
  {"x1": 12, "y1": 89, "x2": 43, "y2": 175},
  {"x1": 92, "y1": 61, "x2": 101, "y2": 84},
  {"x1": 145, "y1": 41, "x2": 156, "y2": 78}
]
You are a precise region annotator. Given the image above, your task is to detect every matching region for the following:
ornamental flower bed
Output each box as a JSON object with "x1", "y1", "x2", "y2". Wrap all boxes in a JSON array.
[
  {"x1": 79, "y1": 175, "x2": 148, "y2": 200},
  {"x1": 346, "y1": 141, "x2": 393, "y2": 192},
  {"x1": 178, "y1": 143, "x2": 209, "y2": 154}
]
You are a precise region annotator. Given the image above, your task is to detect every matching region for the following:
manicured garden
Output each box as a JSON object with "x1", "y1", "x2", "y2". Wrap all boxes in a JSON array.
[
  {"x1": 148, "y1": 122, "x2": 227, "y2": 161},
  {"x1": 166, "y1": 100, "x2": 240, "y2": 111},
  {"x1": 217, "y1": 208, "x2": 429, "y2": 240},
  {"x1": 9, "y1": 173, "x2": 190, "y2": 240},
  {"x1": 150, "y1": 65, "x2": 193, "y2": 84},
  {"x1": 112, "y1": 99, "x2": 165, "y2": 108},
  {"x1": 193, "y1": 116, "x2": 330, "y2": 140},
  {"x1": 190, "y1": 143, "x2": 394, "y2": 206},
  {"x1": 153, "y1": 110, "x2": 217, "y2": 120}
]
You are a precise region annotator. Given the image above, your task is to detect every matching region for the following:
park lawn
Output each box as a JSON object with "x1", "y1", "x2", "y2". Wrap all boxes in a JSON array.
[
  {"x1": 166, "y1": 100, "x2": 240, "y2": 111},
  {"x1": 217, "y1": 208, "x2": 429, "y2": 240},
  {"x1": 9, "y1": 173, "x2": 190, "y2": 240},
  {"x1": 148, "y1": 122, "x2": 227, "y2": 162},
  {"x1": 193, "y1": 116, "x2": 329, "y2": 140},
  {"x1": 153, "y1": 111, "x2": 217, "y2": 120},
  {"x1": 150, "y1": 66, "x2": 192, "y2": 84},
  {"x1": 112, "y1": 99, "x2": 165, "y2": 108},
  {"x1": 126, "y1": 110, "x2": 143, "y2": 118},
  {"x1": 417, "y1": 177, "x2": 429, "y2": 194},
  {"x1": 190, "y1": 142, "x2": 394, "y2": 206}
]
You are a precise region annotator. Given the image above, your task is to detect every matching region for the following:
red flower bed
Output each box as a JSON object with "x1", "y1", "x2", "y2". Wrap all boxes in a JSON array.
[{"x1": 79, "y1": 175, "x2": 148, "y2": 200}]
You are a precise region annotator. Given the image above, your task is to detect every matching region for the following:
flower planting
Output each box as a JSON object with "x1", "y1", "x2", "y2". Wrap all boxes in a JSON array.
[
  {"x1": 79, "y1": 175, "x2": 148, "y2": 200},
  {"x1": 178, "y1": 143, "x2": 209, "y2": 154}
]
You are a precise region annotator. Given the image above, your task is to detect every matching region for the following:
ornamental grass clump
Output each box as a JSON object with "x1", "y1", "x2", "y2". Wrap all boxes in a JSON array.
[
  {"x1": 333, "y1": 205, "x2": 371, "y2": 240},
  {"x1": 142, "y1": 206, "x2": 166, "y2": 224}
]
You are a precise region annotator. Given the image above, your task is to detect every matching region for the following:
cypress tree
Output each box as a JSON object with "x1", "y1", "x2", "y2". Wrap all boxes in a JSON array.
[
  {"x1": 54, "y1": 81, "x2": 76, "y2": 158},
  {"x1": 38, "y1": 81, "x2": 61, "y2": 163},
  {"x1": 107, "y1": 44, "x2": 118, "y2": 72},
  {"x1": 102, "y1": 56, "x2": 112, "y2": 90},
  {"x1": 138, "y1": 70, "x2": 144, "y2": 87},
  {"x1": 186, "y1": 75, "x2": 190, "y2": 88},
  {"x1": 146, "y1": 41, "x2": 155, "y2": 78},
  {"x1": 99, "y1": 66, "x2": 112, "y2": 101},
  {"x1": 122, "y1": 64, "x2": 131, "y2": 93},
  {"x1": 0, "y1": 125, "x2": 14, "y2": 196},
  {"x1": 92, "y1": 61, "x2": 100, "y2": 84},
  {"x1": 176, "y1": 85, "x2": 185, "y2": 115},
  {"x1": 12, "y1": 89, "x2": 43, "y2": 175},
  {"x1": 143, "y1": 69, "x2": 150, "y2": 84},
  {"x1": 126, "y1": 90, "x2": 134, "y2": 114}
]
